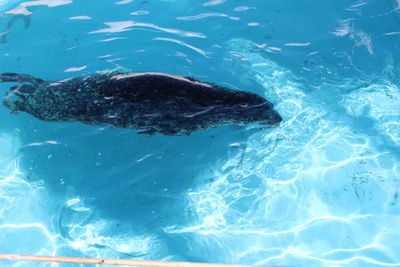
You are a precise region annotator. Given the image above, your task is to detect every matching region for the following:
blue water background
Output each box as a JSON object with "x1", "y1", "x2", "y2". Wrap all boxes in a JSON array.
[{"x1": 1, "y1": 0, "x2": 400, "y2": 266}]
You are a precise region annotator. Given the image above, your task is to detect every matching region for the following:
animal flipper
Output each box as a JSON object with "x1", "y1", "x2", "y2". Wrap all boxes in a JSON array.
[{"x1": 0, "y1": 73, "x2": 44, "y2": 85}]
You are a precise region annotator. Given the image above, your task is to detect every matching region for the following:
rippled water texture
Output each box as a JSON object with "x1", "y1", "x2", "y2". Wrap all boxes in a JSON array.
[{"x1": 1, "y1": 0, "x2": 400, "y2": 266}]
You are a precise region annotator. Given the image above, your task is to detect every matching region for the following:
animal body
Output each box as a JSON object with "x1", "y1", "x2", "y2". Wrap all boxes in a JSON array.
[{"x1": 0, "y1": 72, "x2": 282, "y2": 135}]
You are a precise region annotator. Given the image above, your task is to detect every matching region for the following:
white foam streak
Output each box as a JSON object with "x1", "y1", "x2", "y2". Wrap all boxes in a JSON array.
[
  {"x1": 26, "y1": 140, "x2": 59, "y2": 147},
  {"x1": 69, "y1": 15, "x2": 91, "y2": 20},
  {"x1": 154, "y1": 37, "x2": 208, "y2": 57},
  {"x1": 90, "y1": 21, "x2": 206, "y2": 38},
  {"x1": 90, "y1": 21, "x2": 134, "y2": 33},
  {"x1": 116, "y1": 0, "x2": 133, "y2": 4},
  {"x1": 176, "y1": 13, "x2": 229, "y2": 21},
  {"x1": 64, "y1": 66, "x2": 87, "y2": 72},
  {"x1": 284, "y1": 42, "x2": 311, "y2": 47},
  {"x1": 203, "y1": 0, "x2": 226, "y2": 7}
]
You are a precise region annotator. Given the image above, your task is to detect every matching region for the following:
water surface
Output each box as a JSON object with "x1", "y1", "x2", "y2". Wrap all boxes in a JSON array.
[{"x1": 0, "y1": 0, "x2": 400, "y2": 266}]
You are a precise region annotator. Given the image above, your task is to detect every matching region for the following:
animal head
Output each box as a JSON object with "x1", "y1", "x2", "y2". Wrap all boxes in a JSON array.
[
  {"x1": 220, "y1": 90, "x2": 282, "y2": 126},
  {"x1": 2, "y1": 84, "x2": 35, "y2": 114}
]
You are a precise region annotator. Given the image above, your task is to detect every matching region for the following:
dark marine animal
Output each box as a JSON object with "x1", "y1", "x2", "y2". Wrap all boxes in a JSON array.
[{"x1": 0, "y1": 72, "x2": 282, "y2": 135}]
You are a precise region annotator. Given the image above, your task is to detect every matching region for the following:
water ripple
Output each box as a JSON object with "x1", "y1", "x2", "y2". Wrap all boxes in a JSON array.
[
  {"x1": 1, "y1": 1, "x2": 400, "y2": 266},
  {"x1": 154, "y1": 37, "x2": 208, "y2": 57},
  {"x1": 161, "y1": 38, "x2": 400, "y2": 266},
  {"x1": 130, "y1": 10, "x2": 149, "y2": 16},
  {"x1": 203, "y1": 0, "x2": 227, "y2": 7},
  {"x1": 90, "y1": 20, "x2": 206, "y2": 38},
  {"x1": 176, "y1": 13, "x2": 229, "y2": 21},
  {"x1": 5, "y1": 0, "x2": 72, "y2": 15},
  {"x1": 64, "y1": 65, "x2": 87, "y2": 72},
  {"x1": 69, "y1": 15, "x2": 91, "y2": 20},
  {"x1": 115, "y1": 0, "x2": 133, "y2": 4}
]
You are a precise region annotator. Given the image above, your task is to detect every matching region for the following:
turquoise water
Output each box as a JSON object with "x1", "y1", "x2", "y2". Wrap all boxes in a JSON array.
[{"x1": 0, "y1": 0, "x2": 400, "y2": 266}]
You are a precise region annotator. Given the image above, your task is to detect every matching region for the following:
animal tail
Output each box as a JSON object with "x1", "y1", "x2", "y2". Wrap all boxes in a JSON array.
[{"x1": 0, "y1": 73, "x2": 44, "y2": 85}]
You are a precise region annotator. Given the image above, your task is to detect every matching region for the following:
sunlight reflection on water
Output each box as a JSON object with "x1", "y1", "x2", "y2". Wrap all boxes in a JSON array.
[
  {"x1": 0, "y1": 0, "x2": 400, "y2": 266},
  {"x1": 165, "y1": 39, "x2": 400, "y2": 266}
]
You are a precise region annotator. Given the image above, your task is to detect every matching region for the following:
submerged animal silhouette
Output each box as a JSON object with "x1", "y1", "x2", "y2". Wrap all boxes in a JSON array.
[{"x1": 0, "y1": 72, "x2": 282, "y2": 135}]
